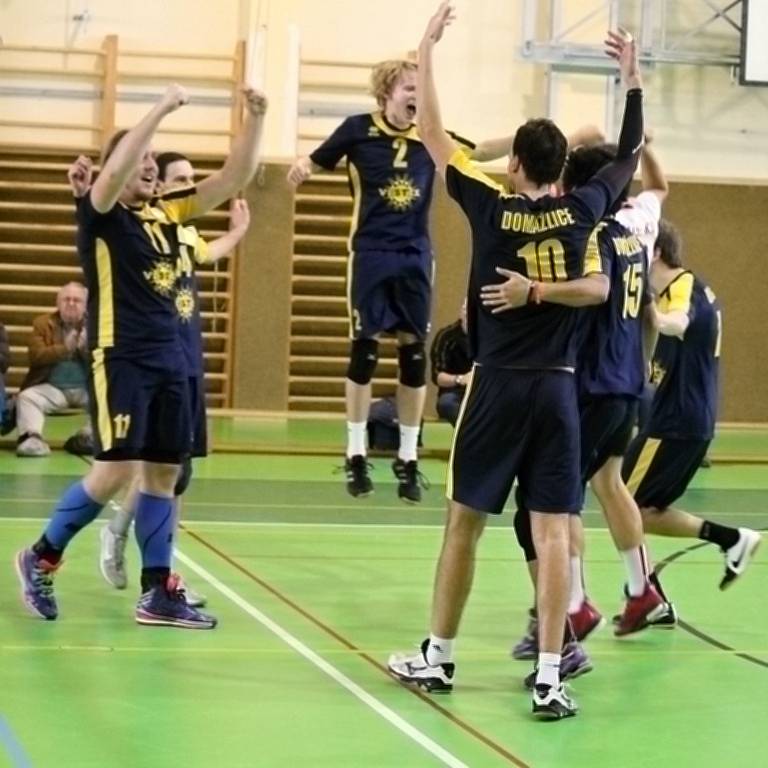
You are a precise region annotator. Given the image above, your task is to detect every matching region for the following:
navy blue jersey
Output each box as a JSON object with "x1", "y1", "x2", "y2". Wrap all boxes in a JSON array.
[
  {"x1": 77, "y1": 186, "x2": 200, "y2": 358},
  {"x1": 579, "y1": 218, "x2": 649, "y2": 397},
  {"x1": 310, "y1": 112, "x2": 474, "y2": 253},
  {"x1": 176, "y1": 223, "x2": 210, "y2": 377},
  {"x1": 648, "y1": 271, "x2": 721, "y2": 440},
  {"x1": 445, "y1": 151, "x2": 633, "y2": 369}
]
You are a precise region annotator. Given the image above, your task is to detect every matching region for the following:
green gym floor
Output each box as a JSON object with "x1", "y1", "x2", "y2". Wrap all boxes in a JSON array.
[{"x1": 0, "y1": 416, "x2": 766, "y2": 768}]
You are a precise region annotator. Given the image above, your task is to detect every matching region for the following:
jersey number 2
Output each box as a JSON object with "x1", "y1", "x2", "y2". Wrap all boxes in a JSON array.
[{"x1": 392, "y1": 138, "x2": 408, "y2": 168}]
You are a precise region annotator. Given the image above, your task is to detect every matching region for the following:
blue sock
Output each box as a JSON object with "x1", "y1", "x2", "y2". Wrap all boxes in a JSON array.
[
  {"x1": 43, "y1": 481, "x2": 103, "y2": 551},
  {"x1": 135, "y1": 493, "x2": 174, "y2": 569}
]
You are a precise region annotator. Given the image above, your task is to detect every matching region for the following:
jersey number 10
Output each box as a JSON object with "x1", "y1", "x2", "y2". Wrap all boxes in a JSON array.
[{"x1": 517, "y1": 239, "x2": 567, "y2": 281}]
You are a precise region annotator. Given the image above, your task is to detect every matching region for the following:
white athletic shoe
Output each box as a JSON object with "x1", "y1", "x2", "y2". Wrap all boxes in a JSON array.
[
  {"x1": 99, "y1": 524, "x2": 128, "y2": 589},
  {"x1": 387, "y1": 640, "x2": 454, "y2": 693},
  {"x1": 532, "y1": 683, "x2": 578, "y2": 720},
  {"x1": 720, "y1": 528, "x2": 762, "y2": 590}
]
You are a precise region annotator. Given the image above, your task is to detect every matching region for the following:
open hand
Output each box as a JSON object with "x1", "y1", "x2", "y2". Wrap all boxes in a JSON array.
[
  {"x1": 480, "y1": 267, "x2": 532, "y2": 313},
  {"x1": 423, "y1": 1, "x2": 456, "y2": 45},
  {"x1": 229, "y1": 198, "x2": 251, "y2": 232},
  {"x1": 605, "y1": 28, "x2": 641, "y2": 89}
]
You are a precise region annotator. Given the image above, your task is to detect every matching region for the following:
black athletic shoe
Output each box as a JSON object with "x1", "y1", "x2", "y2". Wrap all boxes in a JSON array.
[
  {"x1": 392, "y1": 458, "x2": 429, "y2": 503},
  {"x1": 345, "y1": 455, "x2": 373, "y2": 497}
]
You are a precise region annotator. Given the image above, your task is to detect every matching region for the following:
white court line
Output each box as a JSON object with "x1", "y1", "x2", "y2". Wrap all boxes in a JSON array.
[{"x1": 173, "y1": 547, "x2": 470, "y2": 768}]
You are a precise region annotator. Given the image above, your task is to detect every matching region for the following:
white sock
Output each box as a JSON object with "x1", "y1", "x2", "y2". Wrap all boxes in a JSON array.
[
  {"x1": 622, "y1": 545, "x2": 649, "y2": 597},
  {"x1": 535, "y1": 652, "x2": 561, "y2": 688},
  {"x1": 398, "y1": 425, "x2": 420, "y2": 462},
  {"x1": 567, "y1": 555, "x2": 585, "y2": 613},
  {"x1": 108, "y1": 499, "x2": 134, "y2": 537},
  {"x1": 346, "y1": 421, "x2": 367, "y2": 458},
  {"x1": 425, "y1": 635, "x2": 454, "y2": 665}
]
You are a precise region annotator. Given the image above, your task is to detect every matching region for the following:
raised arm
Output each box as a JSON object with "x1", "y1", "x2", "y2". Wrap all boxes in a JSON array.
[
  {"x1": 205, "y1": 199, "x2": 251, "y2": 262},
  {"x1": 91, "y1": 84, "x2": 188, "y2": 213},
  {"x1": 469, "y1": 135, "x2": 514, "y2": 163},
  {"x1": 416, "y1": 2, "x2": 459, "y2": 177},
  {"x1": 194, "y1": 87, "x2": 268, "y2": 215},
  {"x1": 67, "y1": 155, "x2": 93, "y2": 199},
  {"x1": 640, "y1": 135, "x2": 669, "y2": 202}
]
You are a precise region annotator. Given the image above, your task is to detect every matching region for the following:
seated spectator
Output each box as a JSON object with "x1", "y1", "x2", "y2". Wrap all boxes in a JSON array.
[
  {"x1": 429, "y1": 301, "x2": 472, "y2": 426},
  {"x1": 16, "y1": 282, "x2": 90, "y2": 457}
]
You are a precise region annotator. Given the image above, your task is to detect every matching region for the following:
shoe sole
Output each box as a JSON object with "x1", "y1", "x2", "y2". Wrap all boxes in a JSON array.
[
  {"x1": 99, "y1": 526, "x2": 128, "y2": 590},
  {"x1": 614, "y1": 601, "x2": 667, "y2": 637},
  {"x1": 135, "y1": 612, "x2": 217, "y2": 630},
  {"x1": 532, "y1": 704, "x2": 578, "y2": 721},
  {"x1": 720, "y1": 536, "x2": 762, "y2": 591},
  {"x1": 387, "y1": 669, "x2": 453, "y2": 694},
  {"x1": 14, "y1": 551, "x2": 57, "y2": 620}
]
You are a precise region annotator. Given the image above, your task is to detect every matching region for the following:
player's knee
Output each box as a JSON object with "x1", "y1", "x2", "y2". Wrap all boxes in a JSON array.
[
  {"x1": 513, "y1": 507, "x2": 537, "y2": 562},
  {"x1": 173, "y1": 458, "x2": 193, "y2": 497},
  {"x1": 346, "y1": 339, "x2": 379, "y2": 385},
  {"x1": 397, "y1": 342, "x2": 426, "y2": 388}
]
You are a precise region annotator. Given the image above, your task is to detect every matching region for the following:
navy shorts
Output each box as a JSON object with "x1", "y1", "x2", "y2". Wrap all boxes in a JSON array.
[
  {"x1": 188, "y1": 374, "x2": 208, "y2": 458},
  {"x1": 347, "y1": 249, "x2": 432, "y2": 339},
  {"x1": 580, "y1": 395, "x2": 638, "y2": 482},
  {"x1": 622, "y1": 433, "x2": 710, "y2": 510},
  {"x1": 88, "y1": 349, "x2": 191, "y2": 463},
  {"x1": 448, "y1": 366, "x2": 582, "y2": 515}
]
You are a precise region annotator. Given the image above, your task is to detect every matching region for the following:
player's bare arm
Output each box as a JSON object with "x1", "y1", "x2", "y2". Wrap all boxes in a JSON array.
[
  {"x1": 416, "y1": 2, "x2": 458, "y2": 178},
  {"x1": 206, "y1": 199, "x2": 251, "y2": 262},
  {"x1": 287, "y1": 156, "x2": 324, "y2": 186},
  {"x1": 91, "y1": 83, "x2": 189, "y2": 213},
  {"x1": 195, "y1": 86, "x2": 268, "y2": 215},
  {"x1": 480, "y1": 268, "x2": 609, "y2": 313},
  {"x1": 651, "y1": 302, "x2": 690, "y2": 337},
  {"x1": 641, "y1": 133, "x2": 669, "y2": 202},
  {"x1": 469, "y1": 135, "x2": 514, "y2": 163},
  {"x1": 67, "y1": 155, "x2": 93, "y2": 199}
]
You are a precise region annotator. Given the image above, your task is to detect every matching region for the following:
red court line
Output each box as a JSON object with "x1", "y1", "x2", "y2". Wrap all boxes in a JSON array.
[{"x1": 180, "y1": 523, "x2": 533, "y2": 768}]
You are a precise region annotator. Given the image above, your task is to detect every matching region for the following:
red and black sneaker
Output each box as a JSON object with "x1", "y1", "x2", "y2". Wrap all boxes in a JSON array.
[
  {"x1": 568, "y1": 598, "x2": 604, "y2": 642},
  {"x1": 614, "y1": 584, "x2": 665, "y2": 636}
]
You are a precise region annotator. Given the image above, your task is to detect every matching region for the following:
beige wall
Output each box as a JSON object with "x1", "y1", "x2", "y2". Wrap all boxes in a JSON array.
[{"x1": 3, "y1": 0, "x2": 767, "y2": 180}]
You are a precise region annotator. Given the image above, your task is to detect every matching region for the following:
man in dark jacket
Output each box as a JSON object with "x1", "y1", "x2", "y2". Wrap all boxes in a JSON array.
[
  {"x1": 429, "y1": 301, "x2": 472, "y2": 425},
  {"x1": 16, "y1": 282, "x2": 89, "y2": 456}
]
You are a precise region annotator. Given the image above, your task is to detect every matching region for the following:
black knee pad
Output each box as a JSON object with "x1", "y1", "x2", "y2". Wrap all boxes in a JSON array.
[
  {"x1": 173, "y1": 457, "x2": 193, "y2": 497},
  {"x1": 513, "y1": 506, "x2": 537, "y2": 562},
  {"x1": 397, "y1": 342, "x2": 426, "y2": 388},
  {"x1": 347, "y1": 338, "x2": 379, "y2": 385}
]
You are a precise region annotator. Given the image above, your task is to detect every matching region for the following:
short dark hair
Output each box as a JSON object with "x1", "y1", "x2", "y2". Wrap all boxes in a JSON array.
[
  {"x1": 655, "y1": 219, "x2": 683, "y2": 268},
  {"x1": 100, "y1": 129, "x2": 129, "y2": 168},
  {"x1": 511, "y1": 119, "x2": 568, "y2": 186},
  {"x1": 155, "y1": 151, "x2": 190, "y2": 182},
  {"x1": 562, "y1": 143, "x2": 631, "y2": 209}
]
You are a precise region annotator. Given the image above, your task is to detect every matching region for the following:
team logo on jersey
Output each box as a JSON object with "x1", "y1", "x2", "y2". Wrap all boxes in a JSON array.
[
  {"x1": 650, "y1": 360, "x2": 666, "y2": 386},
  {"x1": 379, "y1": 174, "x2": 421, "y2": 211},
  {"x1": 143, "y1": 259, "x2": 177, "y2": 297},
  {"x1": 368, "y1": 126, "x2": 380, "y2": 136},
  {"x1": 175, "y1": 287, "x2": 196, "y2": 321}
]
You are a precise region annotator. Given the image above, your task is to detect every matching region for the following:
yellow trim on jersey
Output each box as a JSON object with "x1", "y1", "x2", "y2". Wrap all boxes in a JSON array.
[
  {"x1": 371, "y1": 112, "x2": 420, "y2": 140},
  {"x1": 346, "y1": 251, "x2": 356, "y2": 339},
  {"x1": 193, "y1": 234, "x2": 211, "y2": 265},
  {"x1": 445, "y1": 365, "x2": 477, "y2": 499},
  {"x1": 91, "y1": 348, "x2": 113, "y2": 452},
  {"x1": 347, "y1": 160, "x2": 363, "y2": 252},
  {"x1": 625, "y1": 437, "x2": 662, "y2": 495},
  {"x1": 447, "y1": 150, "x2": 512, "y2": 196},
  {"x1": 159, "y1": 187, "x2": 201, "y2": 224},
  {"x1": 582, "y1": 223, "x2": 606, "y2": 276},
  {"x1": 660, "y1": 271, "x2": 694, "y2": 314},
  {"x1": 95, "y1": 238, "x2": 114, "y2": 348}
]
